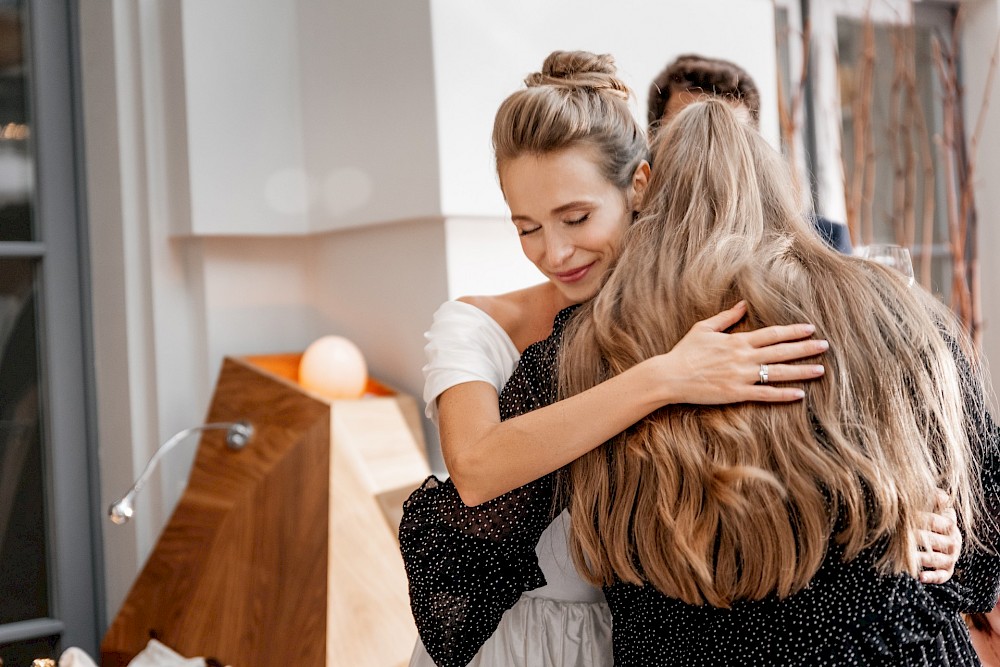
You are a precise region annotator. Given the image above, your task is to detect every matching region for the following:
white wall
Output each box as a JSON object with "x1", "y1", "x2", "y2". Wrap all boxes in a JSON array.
[
  {"x1": 80, "y1": 0, "x2": 213, "y2": 615},
  {"x1": 80, "y1": 0, "x2": 144, "y2": 612},
  {"x1": 297, "y1": 0, "x2": 443, "y2": 233},
  {"x1": 444, "y1": 217, "x2": 544, "y2": 298},
  {"x1": 431, "y1": 0, "x2": 781, "y2": 219},
  {"x1": 309, "y1": 218, "x2": 449, "y2": 421},
  {"x1": 178, "y1": 0, "x2": 445, "y2": 236},
  {"x1": 181, "y1": 0, "x2": 308, "y2": 235}
]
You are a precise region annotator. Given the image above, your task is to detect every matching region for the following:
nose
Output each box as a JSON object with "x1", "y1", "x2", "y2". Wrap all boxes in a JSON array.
[{"x1": 544, "y1": 228, "x2": 575, "y2": 268}]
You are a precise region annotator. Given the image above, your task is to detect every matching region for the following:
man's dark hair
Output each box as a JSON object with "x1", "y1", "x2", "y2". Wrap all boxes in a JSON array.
[{"x1": 647, "y1": 54, "x2": 761, "y2": 132}]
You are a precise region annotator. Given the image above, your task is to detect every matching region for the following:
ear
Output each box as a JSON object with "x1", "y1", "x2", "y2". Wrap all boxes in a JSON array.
[{"x1": 629, "y1": 160, "x2": 651, "y2": 210}]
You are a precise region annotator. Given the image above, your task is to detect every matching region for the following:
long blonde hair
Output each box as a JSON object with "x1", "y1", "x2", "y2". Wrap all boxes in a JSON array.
[{"x1": 558, "y1": 99, "x2": 987, "y2": 607}]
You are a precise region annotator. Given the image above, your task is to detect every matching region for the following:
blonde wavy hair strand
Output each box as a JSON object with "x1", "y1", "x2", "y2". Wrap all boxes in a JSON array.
[{"x1": 558, "y1": 99, "x2": 988, "y2": 608}]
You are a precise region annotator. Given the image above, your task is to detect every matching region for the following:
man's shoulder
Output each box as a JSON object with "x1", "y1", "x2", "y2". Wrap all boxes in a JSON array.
[{"x1": 811, "y1": 215, "x2": 853, "y2": 254}]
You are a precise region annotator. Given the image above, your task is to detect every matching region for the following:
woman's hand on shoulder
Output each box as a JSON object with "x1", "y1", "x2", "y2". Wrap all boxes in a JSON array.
[{"x1": 650, "y1": 301, "x2": 828, "y2": 406}]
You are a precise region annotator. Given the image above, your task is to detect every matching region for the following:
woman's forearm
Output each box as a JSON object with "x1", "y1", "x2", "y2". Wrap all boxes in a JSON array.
[
  {"x1": 442, "y1": 359, "x2": 666, "y2": 506},
  {"x1": 441, "y1": 306, "x2": 824, "y2": 506}
]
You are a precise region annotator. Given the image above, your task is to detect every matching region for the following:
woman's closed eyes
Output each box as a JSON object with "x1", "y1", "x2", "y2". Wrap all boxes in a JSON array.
[{"x1": 517, "y1": 213, "x2": 591, "y2": 237}]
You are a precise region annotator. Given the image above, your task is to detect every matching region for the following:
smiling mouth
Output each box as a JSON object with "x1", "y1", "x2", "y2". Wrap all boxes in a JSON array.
[{"x1": 554, "y1": 262, "x2": 595, "y2": 284}]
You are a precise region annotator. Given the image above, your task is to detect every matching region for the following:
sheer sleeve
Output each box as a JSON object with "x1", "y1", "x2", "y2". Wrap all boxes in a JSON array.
[
  {"x1": 943, "y1": 343, "x2": 1000, "y2": 613},
  {"x1": 398, "y1": 475, "x2": 555, "y2": 667},
  {"x1": 400, "y1": 305, "x2": 577, "y2": 667}
]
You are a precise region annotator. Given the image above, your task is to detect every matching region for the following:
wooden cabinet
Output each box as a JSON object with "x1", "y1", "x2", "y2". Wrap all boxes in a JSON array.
[{"x1": 101, "y1": 355, "x2": 429, "y2": 667}]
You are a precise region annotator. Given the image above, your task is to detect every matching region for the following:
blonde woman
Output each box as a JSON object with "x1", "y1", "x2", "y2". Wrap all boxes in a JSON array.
[
  {"x1": 401, "y1": 52, "x2": 965, "y2": 667},
  {"x1": 556, "y1": 98, "x2": 1000, "y2": 664}
]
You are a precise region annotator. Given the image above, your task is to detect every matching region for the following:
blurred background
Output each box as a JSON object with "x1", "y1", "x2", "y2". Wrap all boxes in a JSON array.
[{"x1": 0, "y1": 0, "x2": 998, "y2": 660}]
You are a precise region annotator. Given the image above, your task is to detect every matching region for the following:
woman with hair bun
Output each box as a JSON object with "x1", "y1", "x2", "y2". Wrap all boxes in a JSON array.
[{"x1": 400, "y1": 52, "x2": 967, "y2": 667}]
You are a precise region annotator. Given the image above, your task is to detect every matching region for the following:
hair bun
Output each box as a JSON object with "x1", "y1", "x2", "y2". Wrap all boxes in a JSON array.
[{"x1": 525, "y1": 50, "x2": 631, "y2": 100}]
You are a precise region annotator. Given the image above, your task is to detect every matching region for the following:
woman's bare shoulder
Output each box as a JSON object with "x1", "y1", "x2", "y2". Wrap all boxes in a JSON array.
[
  {"x1": 456, "y1": 289, "x2": 534, "y2": 334},
  {"x1": 457, "y1": 284, "x2": 561, "y2": 351}
]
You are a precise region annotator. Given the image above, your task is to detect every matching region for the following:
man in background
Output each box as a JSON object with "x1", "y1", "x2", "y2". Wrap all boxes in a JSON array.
[{"x1": 647, "y1": 54, "x2": 852, "y2": 254}]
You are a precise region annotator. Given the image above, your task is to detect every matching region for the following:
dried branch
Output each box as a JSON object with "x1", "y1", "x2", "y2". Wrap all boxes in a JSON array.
[
  {"x1": 828, "y1": 2, "x2": 986, "y2": 344},
  {"x1": 846, "y1": 13, "x2": 877, "y2": 246},
  {"x1": 959, "y1": 32, "x2": 997, "y2": 346},
  {"x1": 861, "y1": 19, "x2": 878, "y2": 246},
  {"x1": 776, "y1": 13, "x2": 812, "y2": 200},
  {"x1": 888, "y1": 26, "x2": 908, "y2": 246},
  {"x1": 899, "y1": 28, "x2": 917, "y2": 249},
  {"x1": 913, "y1": 75, "x2": 936, "y2": 289},
  {"x1": 932, "y1": 35, "x2": 973, "y2": 331}
]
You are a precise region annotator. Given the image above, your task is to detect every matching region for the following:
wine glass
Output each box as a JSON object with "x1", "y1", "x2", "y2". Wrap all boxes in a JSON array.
[{"x1": 855, "y1": 244, "x2": 915, "y2": 287}]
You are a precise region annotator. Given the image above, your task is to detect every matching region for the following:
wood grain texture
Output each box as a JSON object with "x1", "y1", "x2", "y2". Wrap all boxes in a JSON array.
[{"x1": 101, "y1": 355, "x2": 429, "y2": 666}]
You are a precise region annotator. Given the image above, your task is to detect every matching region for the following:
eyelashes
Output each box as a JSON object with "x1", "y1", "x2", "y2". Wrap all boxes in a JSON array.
[{"x1": 518, "y1": 213, "x2": 591, "y2": 237}]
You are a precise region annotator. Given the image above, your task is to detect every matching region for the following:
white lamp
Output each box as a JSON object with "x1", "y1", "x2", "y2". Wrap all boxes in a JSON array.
[{"x1": 298, "y1": 335, "x2": 368, "y2": 399}]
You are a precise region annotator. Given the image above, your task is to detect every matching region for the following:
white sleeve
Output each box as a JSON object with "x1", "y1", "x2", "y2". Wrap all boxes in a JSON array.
[{"x1": 422, "y1": 301, "x2": 520, "y2": 425}]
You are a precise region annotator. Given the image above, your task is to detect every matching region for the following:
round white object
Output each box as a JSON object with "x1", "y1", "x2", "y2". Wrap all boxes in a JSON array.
[{"x1": 299, "y1": 335, "x2": 368, "y2": 399}]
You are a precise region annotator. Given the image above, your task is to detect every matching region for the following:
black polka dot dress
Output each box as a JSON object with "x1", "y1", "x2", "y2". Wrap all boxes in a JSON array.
[{"x1": 400, "y1": 306, "x2": 1000, "y2": 666}]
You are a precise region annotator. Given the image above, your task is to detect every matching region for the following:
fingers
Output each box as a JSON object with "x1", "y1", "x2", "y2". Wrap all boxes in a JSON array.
[
  {"x1": 700, "y1": 301, "x2": 748, "y2": 332},
  {"x1": 915, "y1": 535, "x2": 958, "y2": 585},
  {"x1": 743, "y1": 323, "x2": 816, "y2": 347},
  {"x1": 916, "y1": 548, "x2": 956, "y2": 573},
  {"x1": 919, "y1": 509, "x2": 958, "y2": 539},
  {"x1": 734, "y1": 364, "x2": 823, "y2": 401},
  {"x1": 756, "y1": 340, "x2": 830, "y2": 365},
  {"x1": 753, "y1": 363, "x2": 825, "y2": 384},
  {"x1": 744, "y1": 386, "x2": 807, "y2": 403},
  {"x1": 920, "y1": 569, "x2": 952, "y2": 585},
  {"x1": 914, "y1": 505, "x2": 962, "y2": 586},
  {"x1": 926, "y1": 491, "x2": 960, "y2": 543},
  {"x1": 916, "y1": 528, "x2": 958, "y2": 555}
]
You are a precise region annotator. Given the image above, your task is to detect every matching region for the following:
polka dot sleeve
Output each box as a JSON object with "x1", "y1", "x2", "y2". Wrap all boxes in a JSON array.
[
  {"x1": 942, "y1": 344, "x2": 1000, "y2": 613},
  {"x1": 398, "y1": 306, "x2": 577, "y2": 667},
  {"x1": 398, "y1": 474, "x2": 554, "y2": 667}
]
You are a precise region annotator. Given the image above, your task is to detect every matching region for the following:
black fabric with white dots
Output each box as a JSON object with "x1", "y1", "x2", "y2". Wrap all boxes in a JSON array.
[{"x1": 401, "y1": 305, "x2": 1000, "y2": 666}]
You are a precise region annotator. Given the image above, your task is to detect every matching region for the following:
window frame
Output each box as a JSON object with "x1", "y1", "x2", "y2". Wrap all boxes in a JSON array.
[{"x1": 0, "y1": 0, "x2": 103, "y2": 656}]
